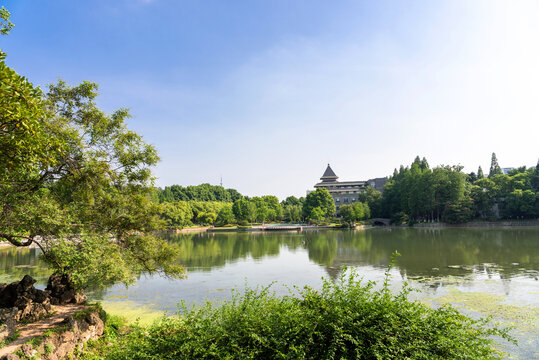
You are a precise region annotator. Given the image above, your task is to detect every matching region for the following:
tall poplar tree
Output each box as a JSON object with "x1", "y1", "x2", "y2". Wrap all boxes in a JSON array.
[{"x1": 488, "y1": 153, "x2": 502, "y2": 178}]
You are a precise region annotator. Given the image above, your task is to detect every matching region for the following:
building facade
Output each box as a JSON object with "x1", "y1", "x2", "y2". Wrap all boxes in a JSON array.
[{"x1": 313, "y1": 164, "x2": 387, "y2": 209}]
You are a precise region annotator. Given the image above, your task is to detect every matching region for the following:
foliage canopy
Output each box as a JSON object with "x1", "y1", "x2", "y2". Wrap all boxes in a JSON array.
[
  {"x1": 0, "y1": 53, "x2": 184, "y2": 288},
  {"x1": 303, "y1": 188, "x2": 336, "y2": 221}
]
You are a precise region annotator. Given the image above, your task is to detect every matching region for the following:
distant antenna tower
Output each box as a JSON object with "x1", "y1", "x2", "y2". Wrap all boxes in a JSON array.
[{"x1": 220, "y1": 176, "x2": 223, "y2": 187}]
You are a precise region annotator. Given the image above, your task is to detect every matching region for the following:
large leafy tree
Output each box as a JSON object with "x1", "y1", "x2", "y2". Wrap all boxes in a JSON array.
[
  {"x1": 0, "y1": 52, "x2": 183, "y2": 289},
  {"x1": 303, "y1": 188, "x2": 335, "y2": 220}
]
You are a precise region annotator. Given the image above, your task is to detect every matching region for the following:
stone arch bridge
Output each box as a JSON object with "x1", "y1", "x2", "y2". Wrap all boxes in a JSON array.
[{"x1": 370, "y1": 218, "x2": 390, "y2": 226}]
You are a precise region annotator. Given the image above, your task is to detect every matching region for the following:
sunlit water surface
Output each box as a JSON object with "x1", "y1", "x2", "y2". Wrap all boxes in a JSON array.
[{"x1": 1, "y1": 228, "x2": 537, "y2": 359}]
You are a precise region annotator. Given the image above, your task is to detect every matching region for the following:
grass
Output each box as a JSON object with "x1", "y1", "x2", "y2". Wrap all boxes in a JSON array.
[
  {"x1": 0, "y1": 329, "x2": 20, "y2": 348},
  {"x1": 80, "y1": 253, "x2": 514, "y2": 360}
]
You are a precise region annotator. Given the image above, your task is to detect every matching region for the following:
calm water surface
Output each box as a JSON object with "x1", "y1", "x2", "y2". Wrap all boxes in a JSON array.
[{"x1": 1, "y1": 228, "x2": 537, "y2": 358}]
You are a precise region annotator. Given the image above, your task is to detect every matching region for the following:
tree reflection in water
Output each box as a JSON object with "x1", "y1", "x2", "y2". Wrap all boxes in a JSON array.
[{"x1": 163, "y1": 228, "x2": 538, "y2": 280}]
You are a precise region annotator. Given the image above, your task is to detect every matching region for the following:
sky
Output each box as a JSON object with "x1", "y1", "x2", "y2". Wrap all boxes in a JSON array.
[{"x1": 2, "y1": 0, "x2": 538, "y2": 199}]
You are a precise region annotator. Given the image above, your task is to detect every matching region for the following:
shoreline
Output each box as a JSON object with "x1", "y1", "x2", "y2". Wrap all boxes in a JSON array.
[
  {"x1": 411, "y1": 220, "x2": 539, "y2": 228},
  {"x1": 164, "y1": 221, "x2": 539, "y2": 234}
]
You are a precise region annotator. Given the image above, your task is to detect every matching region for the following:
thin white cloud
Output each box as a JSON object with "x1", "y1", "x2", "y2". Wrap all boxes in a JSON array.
[{"x1": 99, "y1": 0, "x2": 539, "y2": 198}]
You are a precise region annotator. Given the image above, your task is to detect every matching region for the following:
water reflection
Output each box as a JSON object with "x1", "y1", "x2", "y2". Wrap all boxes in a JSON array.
[
  {"x1": 2, "y1": 228, "x2": 536, "y2": 359},
  {"x1": 0, "y1": 247, "x2": 51, "y2": 286},
  {"x1": 2, "y1": 228, "x2": 537, "y2": 286},
  {"x1": 165, "y1": 232, "x2": 304, "y2": 270},
  {"x1": 165, "y1": 228, "x2": 539, "y2": 281}
]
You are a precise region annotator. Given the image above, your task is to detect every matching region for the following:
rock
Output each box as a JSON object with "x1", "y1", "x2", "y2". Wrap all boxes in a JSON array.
[
  {"x1": 19, "y1": 344, "x2": 36, "y2": 359},
  {"x1": 0, "y1": 276, "x2": 55, "y2": 324},
  {"x1": 74, "y1": 292, "x2": 87, "y2": 304},
  {"x1": 14, "y1": 296, "x2": 31, "y2": 310},
  {"x1": 85, "y1": 312, "x2": 100, "y2": 325},
  {"x1": 2, "y1": 354, "x2": 20, "y2": 360},
  {"x1": 0, "y1": 308, "x2": 18, "y2": 325},
  {"x1": 0, "y1": 283, "x2": 18, "y2": 308},
  {"x1": 46, "y1": 274, "x2": 86, "y2": 305},
  {"x1": 34, "y1": 289, "x2": 49, "y2": 304},
  {"x1": 0, "y1": 314, "x2": 17, "y2": 342},
  {"x1": 18, "y1": 275, "x2": 35, "y2": 292},
  {"x1": 59, "y1": 290, "x2": 76, "y2": 304},
  {"x1": 13, "y1": 308, "x2": 104, "y2": 360}
]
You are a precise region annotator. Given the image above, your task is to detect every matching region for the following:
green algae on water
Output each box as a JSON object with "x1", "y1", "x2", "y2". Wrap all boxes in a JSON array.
[
  {"x1": 100, "y1": 300, "x2": 165, "y2": 326},
  {"x1": 424, "y1": 288, "x2": 539, "y2": 333}
]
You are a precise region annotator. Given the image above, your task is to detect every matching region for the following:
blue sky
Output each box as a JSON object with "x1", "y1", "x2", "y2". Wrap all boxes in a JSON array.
[{"x1": 2, "y1": 0, "x2": 538, "y2": 199}]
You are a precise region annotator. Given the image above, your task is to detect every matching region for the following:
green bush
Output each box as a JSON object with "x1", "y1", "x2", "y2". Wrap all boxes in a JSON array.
[
  {"x1": 236, "y1": 225, "x2": 252, "y2": 229},
  {"x1": 84, "y1": 259, "x2": 513, "y2": 360},
  {"x1": 339, "y1": 221, "x2": 354, "y2": 229}
]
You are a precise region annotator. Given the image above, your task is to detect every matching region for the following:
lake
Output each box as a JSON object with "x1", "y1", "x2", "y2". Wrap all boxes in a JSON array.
[{"x1": 1, "y1": 227, "x2": 537, "y2": 359}]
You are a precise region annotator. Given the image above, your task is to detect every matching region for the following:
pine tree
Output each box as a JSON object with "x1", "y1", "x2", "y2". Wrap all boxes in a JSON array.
[
  {"x1": 488, "y1": 153, "x2": 502, "y2": 178},
  {"x1": 477, "y1": 166, "x2": 484, "y2": 179},
  {"x1": 420, "y1": 157, "x2": 429, "y2": 170}
]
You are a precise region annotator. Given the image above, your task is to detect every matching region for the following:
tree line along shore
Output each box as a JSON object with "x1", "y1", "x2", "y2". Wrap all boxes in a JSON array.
[{"x1": 155, "y1": 153, "x2": 539, "y2": 229}]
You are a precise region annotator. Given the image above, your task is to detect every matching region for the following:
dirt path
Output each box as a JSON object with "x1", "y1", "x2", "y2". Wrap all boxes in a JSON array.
[{"x1": 0, "y1": 304, "x2": 87, "y2": 358}]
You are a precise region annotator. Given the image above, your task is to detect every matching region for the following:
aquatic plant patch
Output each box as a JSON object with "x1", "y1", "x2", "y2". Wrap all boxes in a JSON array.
[{"x1": 81, "y1": 262, "x2": 514, "y2": 360}]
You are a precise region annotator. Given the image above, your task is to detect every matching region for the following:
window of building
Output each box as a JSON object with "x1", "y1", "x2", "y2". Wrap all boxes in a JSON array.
[
  {"x1": 344, "y1": 197, "x2": 348, "y2": 202},
  {"x1": 336, "y1": 197, "x2": 340, "y2": 202}
]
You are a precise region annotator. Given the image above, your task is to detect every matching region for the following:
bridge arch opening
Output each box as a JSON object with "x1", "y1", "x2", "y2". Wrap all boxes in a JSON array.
[{"x1": 371, "y1": 218, "x2": 390, "y2": 226}]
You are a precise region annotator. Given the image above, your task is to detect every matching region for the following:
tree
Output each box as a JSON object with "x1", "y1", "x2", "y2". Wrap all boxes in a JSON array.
[
  {"x1": 488, "y1": 153, "x2": 502, "y2": 178},
  {"x1": 532, "y1": 159, "x2": 539, "y2": 192},
  {"x1": 262, "y1": 195, "x2": 282, "y2": 221},
  {"x1": 0, "y1": 56, "x2": 184, "y2": 290},
  {"x1": 256, "y1": 204, "x2": 269, "y2": 223},
  {"x1": 246, "y1": 202, "x2": 258, "y2": 223},
  {"x1": 303, "y1": 188, "x2": 335, "y2": 221},
  {"x1": 443, "y1": 197, "x2": 474, "y2": 224},
  {"x1": 216, "y1": 206, "x2": 235, "y2": 226},
  {"x1": 161, "y1": 202, "x2": 188, "y2": 227},
  {"x1": 283, "y1": 205, "x2": 302, "y2": 222},
  {"x1": 338, "y1": 205, "x2": 355, "y2": 222},
  {"x1": 160, "y1": 202, "x2": 193, "y2": 228},
  {"x1": 226, "y1": 188, "x2": 243, "y2": 202},
  {"x1": 358, "y1": 186, "x2": 382, "y2": 218},
  {"x1": 504, "y1": 189, "x2": 536, "y2": 218},
  {"x1": 282, "y1": 196, "x2": 301, "y2": 207},
  {"x1": 232, "y1": 198, "x2": 249, "y2": 221},
  {"x1": 339, "y1": 202, "x2": 370, "y2": 222},
  {"x1": 0, "y1": 6, "x2": 14, "y2": 35},
  {"x1": 477, "y1": 166, "x2": 484, "y2": 179},
  {"x1": 309, "y1": 207, "x2": 326, "y2": 224},
  {"x1": 196, "y1": 212, "x2": 217, "y2": 225}
]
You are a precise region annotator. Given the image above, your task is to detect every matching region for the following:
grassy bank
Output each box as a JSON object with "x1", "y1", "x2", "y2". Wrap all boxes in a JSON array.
[{"x1": 81, "y1": 261, "x2": 513, "y2": 360}]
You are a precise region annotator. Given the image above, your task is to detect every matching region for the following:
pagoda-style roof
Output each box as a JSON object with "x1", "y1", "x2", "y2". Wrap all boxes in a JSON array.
[{"x1": 320, "y1": 164, "x2": 338, "y2": 182}]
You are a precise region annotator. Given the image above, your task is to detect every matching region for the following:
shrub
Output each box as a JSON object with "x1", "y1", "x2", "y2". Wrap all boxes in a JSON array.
[
  {"x1": 85, "y1": 256, "x2": 513, "y2": 360},
  {"x1": 237, "y1": 219, "x2": 250, "y2": 226}
]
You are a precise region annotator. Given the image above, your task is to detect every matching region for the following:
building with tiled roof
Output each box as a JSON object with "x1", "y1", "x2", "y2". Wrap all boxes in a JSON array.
[{"x1": 313, "y1": 164, "x2": 386, "y2": 209}]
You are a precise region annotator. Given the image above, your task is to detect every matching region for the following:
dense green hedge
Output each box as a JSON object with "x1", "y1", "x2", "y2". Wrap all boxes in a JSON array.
[{"x1": 82, "y1": 263, "x2": 512, "y2": 359}]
